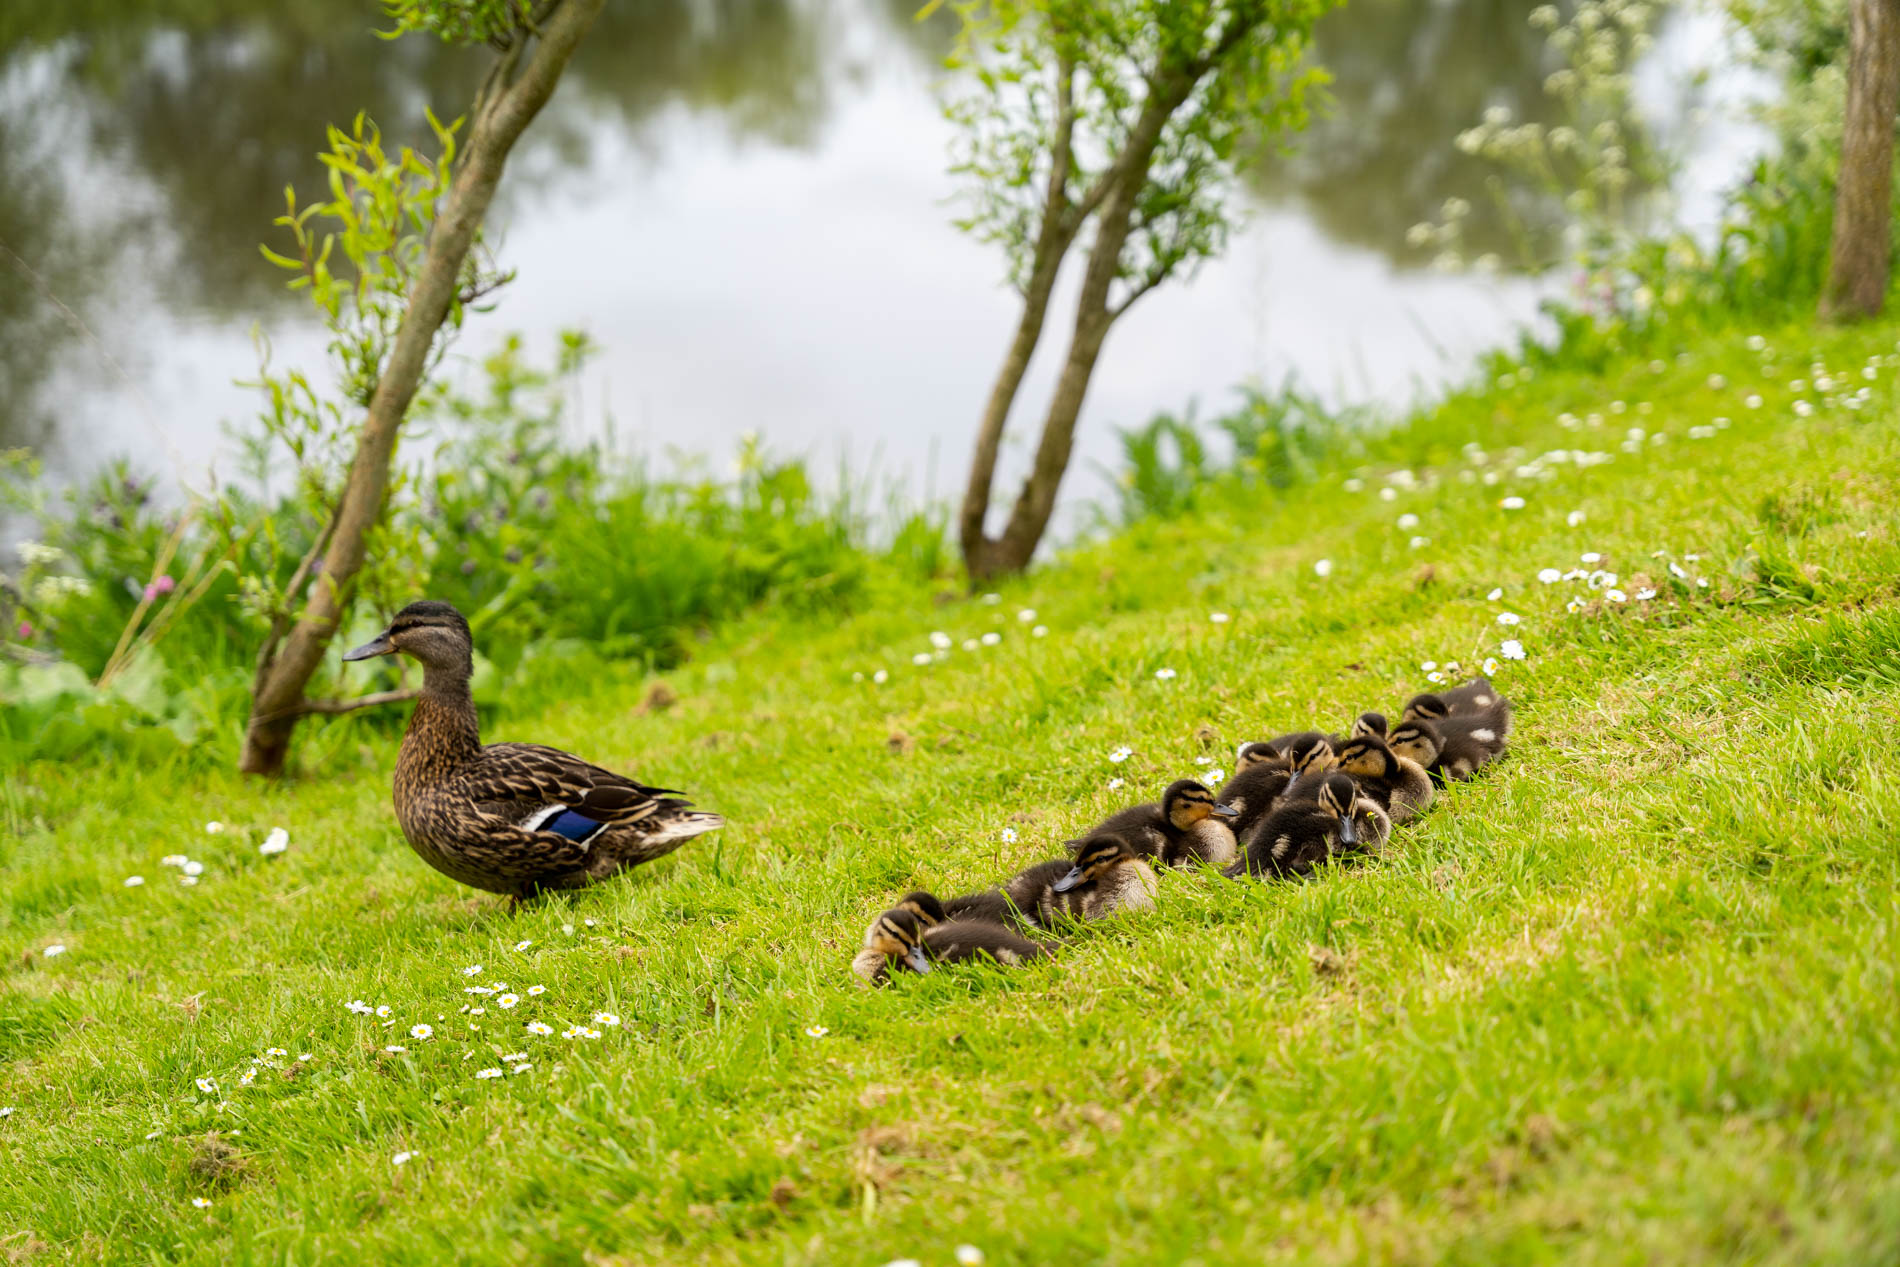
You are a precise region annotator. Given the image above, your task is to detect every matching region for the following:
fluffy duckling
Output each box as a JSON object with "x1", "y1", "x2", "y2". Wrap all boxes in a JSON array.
[
  {"x1": 852, "y1": 894, "x2": 1052, "y2": 985},
  {"x1": 1402, "y1": 677, "x2": 1512, "y2": 735},
  {"x1": 1088, "y1": 779, "x2": 1239, "y2": 865},
  {"x1": 1225, "y1": 772, "x2": 1366, "y2": 879},
  {"x1": 1276, "y1": 732, "x2": 1337, "y2": 800},
  {"x1": 1331, "y1": 734, "x2": 1434, "y2": 823},
  {"x1": 1388, "y1": 714, "x2": 1506, "y2": 783},
  {"x1": 1214, "y1": 764, "x2": 1294, "y2": 845},
  {"x1": 1019, "y1": 833, "x2": 1160, "y2": 925},
  {"x1": 1350, "y1": 711, "x2": 1388, "y2": 740}
]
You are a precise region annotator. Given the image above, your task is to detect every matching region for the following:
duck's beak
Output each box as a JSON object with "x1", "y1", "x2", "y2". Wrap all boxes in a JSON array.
[
  {"x1": 903, "y1": 945, "x2": 932, "y2": 975},
  {"x1": 1282, "y1": 772, "x2": 1301, "y2": 797},
  {"x1": 1050, "y1": 865, "x2": 1086, "y2": 893},
  {"x1": 341, "y1": 631, "x2": 396, "y2": 661},
  {"x1": 1212, "y1": 802, "x2": 1240, "y2": 819},
  {"x1": 1338, "y1": 813, "x2": 1358, "y2": 847}
]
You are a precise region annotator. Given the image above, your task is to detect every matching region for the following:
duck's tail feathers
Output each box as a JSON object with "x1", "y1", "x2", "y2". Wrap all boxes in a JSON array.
[{"x1": 648, "y1": 810, "x2": 725, "y2": 845}]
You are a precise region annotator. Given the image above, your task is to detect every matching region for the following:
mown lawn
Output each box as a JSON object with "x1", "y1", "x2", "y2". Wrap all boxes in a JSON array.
[{"x1": 4, "y1": 319, "x2": 1900, "y2": 1264}]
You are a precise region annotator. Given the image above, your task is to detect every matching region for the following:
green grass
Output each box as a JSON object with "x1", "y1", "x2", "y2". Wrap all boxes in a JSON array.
[{"x1": 5, "y1": 319, "x2": 1900, "y2": 1264}]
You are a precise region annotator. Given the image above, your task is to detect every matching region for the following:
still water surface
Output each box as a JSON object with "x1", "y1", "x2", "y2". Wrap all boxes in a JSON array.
[{"x1": 0, "y1": 0, "x2": 1756, "y2": 526}]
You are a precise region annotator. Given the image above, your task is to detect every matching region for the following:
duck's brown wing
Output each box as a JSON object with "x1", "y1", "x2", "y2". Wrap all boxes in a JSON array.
[{"x1": 451, "y1": 742, "x2": 690, "y2": 830}]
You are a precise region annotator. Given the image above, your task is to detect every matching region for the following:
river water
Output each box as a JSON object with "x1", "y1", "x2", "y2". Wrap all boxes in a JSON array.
[{"x1": 0, "y1": 0, "x2": 1761, "y2": 530}]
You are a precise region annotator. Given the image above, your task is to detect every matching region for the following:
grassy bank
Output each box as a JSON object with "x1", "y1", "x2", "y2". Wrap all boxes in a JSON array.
[{"x1": 4, "y1": 316, "x2": 1900, "y2": 1264}]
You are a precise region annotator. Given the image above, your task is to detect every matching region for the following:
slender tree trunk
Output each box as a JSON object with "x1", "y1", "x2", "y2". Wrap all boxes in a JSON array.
[
  {"x1": 1823, "y1": 0, "x2": 1900, "y2": 322},
  {"x1": 239, "y1": 0, "x2": 604, "y2": 776}
]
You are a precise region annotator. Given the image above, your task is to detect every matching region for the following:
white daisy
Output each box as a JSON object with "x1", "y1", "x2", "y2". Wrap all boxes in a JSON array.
[
  {"x1": 1537, "y1": 568, "x2": 1561, "y2": 584},
  {"x1": 145, "y1": 1129, "x2": 161, "y2": 1139},
  {"x1": 981, "y1": 592, "x2": 1001, "y2": 605},
  {"x1": 375, "y1": 1005, "x2": 392, "y2": 1017},
  {"x1": 43, "y1": 944, "x2": 67, "y2": 958},
  {"x1": 526, "y1": 1021, "x2": 554, "y2": 1035},
  {"x1": 510, "y1": 1063, "x2": 533, "y2": 1074},
  {"x1": 475, "y1": 1068, "x2": 504, "y2": 1080},
  {"x1": 1482, "y1": 657, "x2": 1500, "y2": 674},
  {"x1": 502, "y1": 1052, "x2": 529, "y2": 1063},
  {"x1": 1313, "y1": 559, "x2": 1334, "y2": 577},
  {"x1": 347, "y1": 1000, "x2": 372, "y2": 1015},
  {"x1": 1031, "y1": 625, "x2": 1048, "y2": 637},
  {"x1": 204, "y1": 822, "x2": 225, "y2": 835},
  {"x1": 393, "y1": 1151, "x2": 416, "y2": 1166},
  {"x1": 1204, "y1": 769, "x2": 1225, "y2": 785},
  {"x1": 1745, "y1": 394, "x2": 1763, "y2": 409},
  {"x1": 161, "y1": 855, "x2": 188, "y2": 868},
  {"x1": 1017, "y1": 609, "x2": 1036, "y2": 623},
  {"x1": 1499, "y1": 639, "x2": 1526, "y2": 660},
  {"x1": 259, "y1": 828, "x2": 289, "y2": 855},
  {"x1": 1108, "y1": 746, "x2": 1133, "y2": 763},
  {"x1": 1154, "y1": 668, "x2": 1177, "y2": 680},
  {"x1": 1426, "y1": 671, "x2": 1445, "y2": 684},
  {"x1": 1397, "y1": 513, "x2": 1420, "y2": 530},
  {"x1": 1636, "y1": 588, "x2": 1657, "y2": 600},
  {"x1": 497, "y1": 994, "x2": 520, "y2": 1010},
  {"x1": 1409, "y1": 536, "x2": 1429, "y2": 549},
  {"x1": 980, "y1": 632, "x2": 1001, "y2": 646},
  {"x1": 911, "y1": 652, "x2": 931, "y2": 666},
  {"x1": 383, "y1": 1045, "x2": 406, "y2": 1055},
  {"x1": 195, "y1": 1078, "x2": 216, "y2": 1094},
  {"x1": 561, "y1": 1026, "x2": 583, "y2": 1040},
  {"x1": 1210, "y1": 612, "x2": 1229, "y2": 623},
  {"x1": 1496, "y1": 613, "x2": 1521, "y2": 626},
  {"x1": 514, "y1": 940, "x2": 533, "y2": 952},
  {"x1": 582, "y1": 1028, "x2": 602, "y2": 1039},
  {"x1": 804, "y1": 1025, "x2": 828, "y2": 1038},
  {"x1": 1107, "y1": 778, "x2": 1125, "y2": 791},
  {"x1": 181, "y1": 861, "x2": 204, "y2": 877},
  {"x1": 872, "y1": 669, "x2": 888, "y2": 684},
  {"x1": 999, "y1": 828, "x2": 1018, "y2": 843},
  {"x1": 178, "y1": 875, "x2": 199, "y2": 887},
  {"x1": 1500, "y1": 496, "x2": 1526, "y2": 510},
  {"x1": 1487, "y1": 588, "x2": 1503, "y2": 600},
  {"x1": 124, "y1": 876, "x2": 145, "y2": 887},
  {"x1": 1605, "y1": 589, "x2": 1628, "y2": 603},
  {"x1": 192, "y1": 1197, "x2": 212, "y2": 1209},
  {"x1": 956, "y1": 1247, "x2": 986, "y2": 1266},
  {"x1": 1421, "y1": 661, "x2": 1437, "y2": 672},
  {"x1": 526, "y1": 985, "x2": 546, "y2": 996},
  {"x1": 410, "y1": 1024, "x2": 433, "y2": 1040},
  {"x1": 929, "y1": 631, "x2": 952, "y2": 650},
  {"x1": 1566, "y1": 511, "x2": 1586, "y2": 526}
]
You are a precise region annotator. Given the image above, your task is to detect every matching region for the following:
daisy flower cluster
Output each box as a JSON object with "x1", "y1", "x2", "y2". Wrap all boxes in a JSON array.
[{"x1": 856, "y1": 607, "x2": 1051, "y2": 682}]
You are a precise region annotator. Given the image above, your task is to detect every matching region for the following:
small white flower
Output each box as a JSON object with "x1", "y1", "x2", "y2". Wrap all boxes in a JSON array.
[
  {"x1": 475, "y1": 1068, "x2": 504, "y2": 1080},
  {"x1": 1500, "y1": 496, "x2": 1526, "y2": 510},
  {"x1": 124, "y1": 875, "x2": 145, "y2": 888},
  {"x1": 872, "y1": 670, "x2": 888, "y2": 684},
  {"x1": 1566, "y1": 596, "x2": 1587, "y2": 613},
  {"x1": 1420, "y1": 661, "x2": 1438, "y2": 672},
  {"x1": 502, "y1": 1052, "x2": 529, "y2": 1063},
  {"x1": 1108, "y1": 746, "x2": 1133, "y2": 763},
  {"x1": 514, "y1": 940, "x2": 533, "y2": 952},
  {"x1": 1344, "y1": 477, "x2": 1365, "y2": 492},
  {"x1": 805, "y1": 1025, "x2": 828, "y2": 1038},
  {"x1": 1154, "y1": 668, "x2": 1177, "y2": 681},
  {"x1": 1209, "y1": 612, "x2": 1229, "y2": 624},
  {"x1": 582, "y1": 1028, "x2": 602, "y2": 1039},
  {"x1": 1425, "y1": 671, "x2": 1445, "y2": 684},
  {"x1": 1487, "y1": 588, "x2": 1503, "y2": 600},
  {"x1": 583, "y1": 919, "x2": 597, "y2": 927},
  {"x1": 393, "y1": 1151, "x2": 416, "y2": 1166},
  {"x1": 1567, "y1": 511, "x2": 1585, "y2": 526},
  {"x1": 1745, "y1": 394, "x2": 1763, "y2": 409},
  {"x1": 1794, "y1": 400, "x2": 1814, "y2": 417},
  {"x1": 1000, "y1": 828, "x2": 1018, "y2": 843},
  {"x1": 510, "y1": 1063, "x2": 532, "y2": 1074},
  {"x1": 1636, "y1": 588, "x2": 1657, "y2": 600},
  {"x1": 1409, "y1": 536, "x2": 1429, "y2": 549},
  {"x1": 192, "y1": 1197, "x2": 212, "y2": 1209},
  {"x1": 265, "y1": 1047, "x2": 287, "y2": 1057},
  {"x1": 410, "y1": 1024, "x2": 433, "y2": 1040},
  {"x1": 1496, "y1": 612, "x2": 1521, "y2": 626},
  {"x1": 1707, "y1": 374, "x2": 1727, "y2": 390},
  {"x1": 1605, "y1": 589, "x2": 1628, "y2": 603},
  {"x1": 929, "y1": 631, "x2": 952, "y2": 650},
  {"x1": 1581, "y1": 552, "x2": 1602, "y2": 564},
  {"x1": 526, "y1": 985, "x2": 546, "y2": 996},
  {"x1": 1482, "y1": 657, "x2": 1500, "y2": 674},
  {"x1": 1017, "y1": 609, "x2": 1036, "y2": 623},
  {"x1": 1107, "y1": 777, "x2": 1125, "y2": 790},
  {"x1": 375, "y1": 1005, "x2": 392, "y2": 1018},
  {"x1": 1537, "y1": 568, "x2": 1561, "y2": 584},
  {"x1": 956, "y1": 1247, "x2": 986, "y2": 1266},
  {"x1": 594, "y1": 1012, "x2": 621, "y2": 1027},
  {"x1": 259, "y1": 828, "x2": 289, "y2": 855},
  {"x1": 561, "y1": 1026, "x2": 583, "y2": 1040},
  {"x1": 298, "y1": 1053, "x2": 312, "y2": 1062},
  {"x1": 1697, "y1": 578, "x2": 1711, "y2": 589},
  {"x1": 962, "y1": 639, "x2": 979, "y2": 652},
  {"x1": 981, "y1": 592, "x2": 1001, "y2": 605},
  {"x1": 980, "y1": 632, "x2": 1001, "y2": 646},
  {"x1": 1313, "y1": 559, "x2": 1334, "y2": 577},
  {"x1": 181, "y1": 861, "x2": 204, "y2": 877},
  {"x1": 42, "y1": 945, "x2": 65, "y2": 958},
  {"x1": 526, "y1": 1021, "x2": 554, "y2": 1035},
  {"x1": 911, "y1": 652, "x2": 931, "y2": 666},
  {"x1": 161, "y1": 855, "x2": 187, "y2": 868},
  {"x1": 1746, "y1": 335, "x2": 1766, "y2": 350},
  {"x1": 204, "y1": 822, "x2": 225, "y2": 835},
  {"x1": 1668, "y1": 562, "x2": 1688, "y2": 579},
  {"x1": 469, "y1": 1007, "x2": 486, "y2": 1016},
  {"x1": 1031, "y1": 625, "x2": 1048, "y2": 637},
  {"x1": 1397, "y1": 513, "x2": 1420, "y2": 530},
  {"x1": 496, "y1": 994, "x2": 520, "y2": 1010},
  {"x1": 383, "y1": 1045, "x2": 407, "y2": 1055},
  {"x1": 461, "y1": 964, "x2": 483, "y2": 977},
  {"x1": 347, "y1": 1000, "x2": 372, "y2": 1015},
  {"x1": 195, "y1": 1078, "x2": 216, "y2": 1094},
  {"x1": 238, "y1": 1068, "x2": 256, "y2": 1087},
  {"x1": 1499, "y1": 639, "x2": 1526, "y2": 661},
  {"x1": 1379, "y1": 487, "x2": 1398, "y2": 502},
  {"x1": 145, "y1": 1129, "x2": 161, "y2": 1139}
]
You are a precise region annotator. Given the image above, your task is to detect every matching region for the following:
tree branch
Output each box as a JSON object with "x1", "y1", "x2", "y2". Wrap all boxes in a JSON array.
[{"x1": 281, "y1": 688, "x2": 421, "y2": 721}]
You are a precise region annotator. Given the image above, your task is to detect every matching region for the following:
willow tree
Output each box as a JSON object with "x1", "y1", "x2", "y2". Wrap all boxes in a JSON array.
[
  {"x1": 239, "y1": 0, "x2": 604, "y2": 775},
  {"x1": 941, "y1": 0, "x2": 1334, "y2": 581}
]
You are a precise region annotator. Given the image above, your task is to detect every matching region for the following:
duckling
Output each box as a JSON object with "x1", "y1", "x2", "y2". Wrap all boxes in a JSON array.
[
  {"x1": 1402, "y1": 677, "x2": 1512, "y2": 735},
  {"x1": 1331, "y1": 734, "x2": 1434, "y2": 823},
  {"x1": 851, "y1": 896, "x2": 1052, "y2": 985},
  {"x1": 1019, "y1": 833, "x2": 1160, "y2": 925},
  {"x1": 1350, "y1": 711, "x2": 1388, "y2": 740},
  {"x1": 1276, "y1": 732, "x2": 1337, "y2": 801},
  {"x1": 1225, "y1": 772, "x2": 1365, "y2": 879},
  {"x1": 1214, "y1": 764, "x2": 1294, "y2": 845},
  {"x1": 1387, "y1": 714, "x2": 1506, "y2": 783},
  {"x1": 1087, "y1": 779, "x2": 1239, "y2": 866}
]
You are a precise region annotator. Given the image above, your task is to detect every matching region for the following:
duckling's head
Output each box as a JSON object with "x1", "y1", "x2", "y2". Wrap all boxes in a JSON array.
[
  {"x1": 863, "y1": 907, "x2": 934, "y2": 975},
  {"x1": 1162, "y1": 779, "x2": 1240, "y2": 830},
  {"x1": 343, "y1": 600, "x2": 474, "y2": 677},
  {"x1": 1313, "y1": 771, "x2": 1360, "y2": 846},
  {"x1": 893, "y1": 891, "x2": 947, "y2": 928},
  {"x1": 1401, "y1": 692, "x2": 1450, "y2": 723},
  {"x1": 1350, "y1": 711, "x2": 1388, "y2": 740},
  {"x1": 1279, "y1": 734, "x2": 1336, "y2": 797},
  {"x1": 1387, "y1": 719, "x2": 1442, "y2": 766},
  {"x1": 1235, "y1": 741, "x2": 1287, "y2": 771},
  {"x1": 1334, "y1": 734, "x2": 1399, "y2": 783},
  {"x1": 1053, "y1": 833, "x2": 1139, "y2": 892}
]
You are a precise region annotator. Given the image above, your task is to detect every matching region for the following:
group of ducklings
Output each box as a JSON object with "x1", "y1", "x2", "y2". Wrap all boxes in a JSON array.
[{"x1": 853, "y1": 676, "x2": 1511, "y2": 984}]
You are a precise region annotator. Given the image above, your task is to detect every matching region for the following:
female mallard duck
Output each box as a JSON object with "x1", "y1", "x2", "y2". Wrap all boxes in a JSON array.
[
  {"x1": 1331, "y1": 734, "x2": 1434, "y2": 823},
  {"x1": 1225, "y1": 773, "x2": 1370, "y2": 878},
  {"x1": 1087, "y1": 779, "x2": 1240, "y2": 868},
  {"x1": 852, "y1": 893, "x2": 1052, "y2": 985},
  {"x1": 342, "y1": 600, "x2": 722, "y2": 898}
]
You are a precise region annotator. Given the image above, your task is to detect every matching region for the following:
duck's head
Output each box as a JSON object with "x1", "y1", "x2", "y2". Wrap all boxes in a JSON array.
[
  {"x1": 1401, "y1": 692, "x2": 1450, "y2": 723},
  {"x1": 1052, "y1": 833, "x2": 1140, "y2": 892},
  {"x1": 893, "y1": 890, "x2": 947, "y2": 927},
  {"x1": 863, "y1": 906, "x2": 935, "y2": 976},
  {"x1": 1280, "y1": 734, "x2": 1336, "y2": 797},
  {"x1": 343, "y1": 600, "x2": 473, "y2": 674},
  {"x1": 1387, "y1": 719, "x2": 1442, "y2": 767},
  {"x1": 1163, "y1": 779, "x2": 1239, "y2": 830},
  {"x1": 1313, "y1": 771, "x2": 1360, "y2": 847},
  {"x1": 1350, "y1": 711, "x2": 1388, "y2": 740},
  {"x1": 1334, "y1": 734, "x2": 1399, "y2": 783},
  {"x1": 1235, "y1": 741, "x2": 1288, "y2": 771}
]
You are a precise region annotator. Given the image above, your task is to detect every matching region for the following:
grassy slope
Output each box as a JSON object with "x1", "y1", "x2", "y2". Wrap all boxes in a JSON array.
[{"x1": 4, "y1": 320, "x2": 1900, "y2": 1265}]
